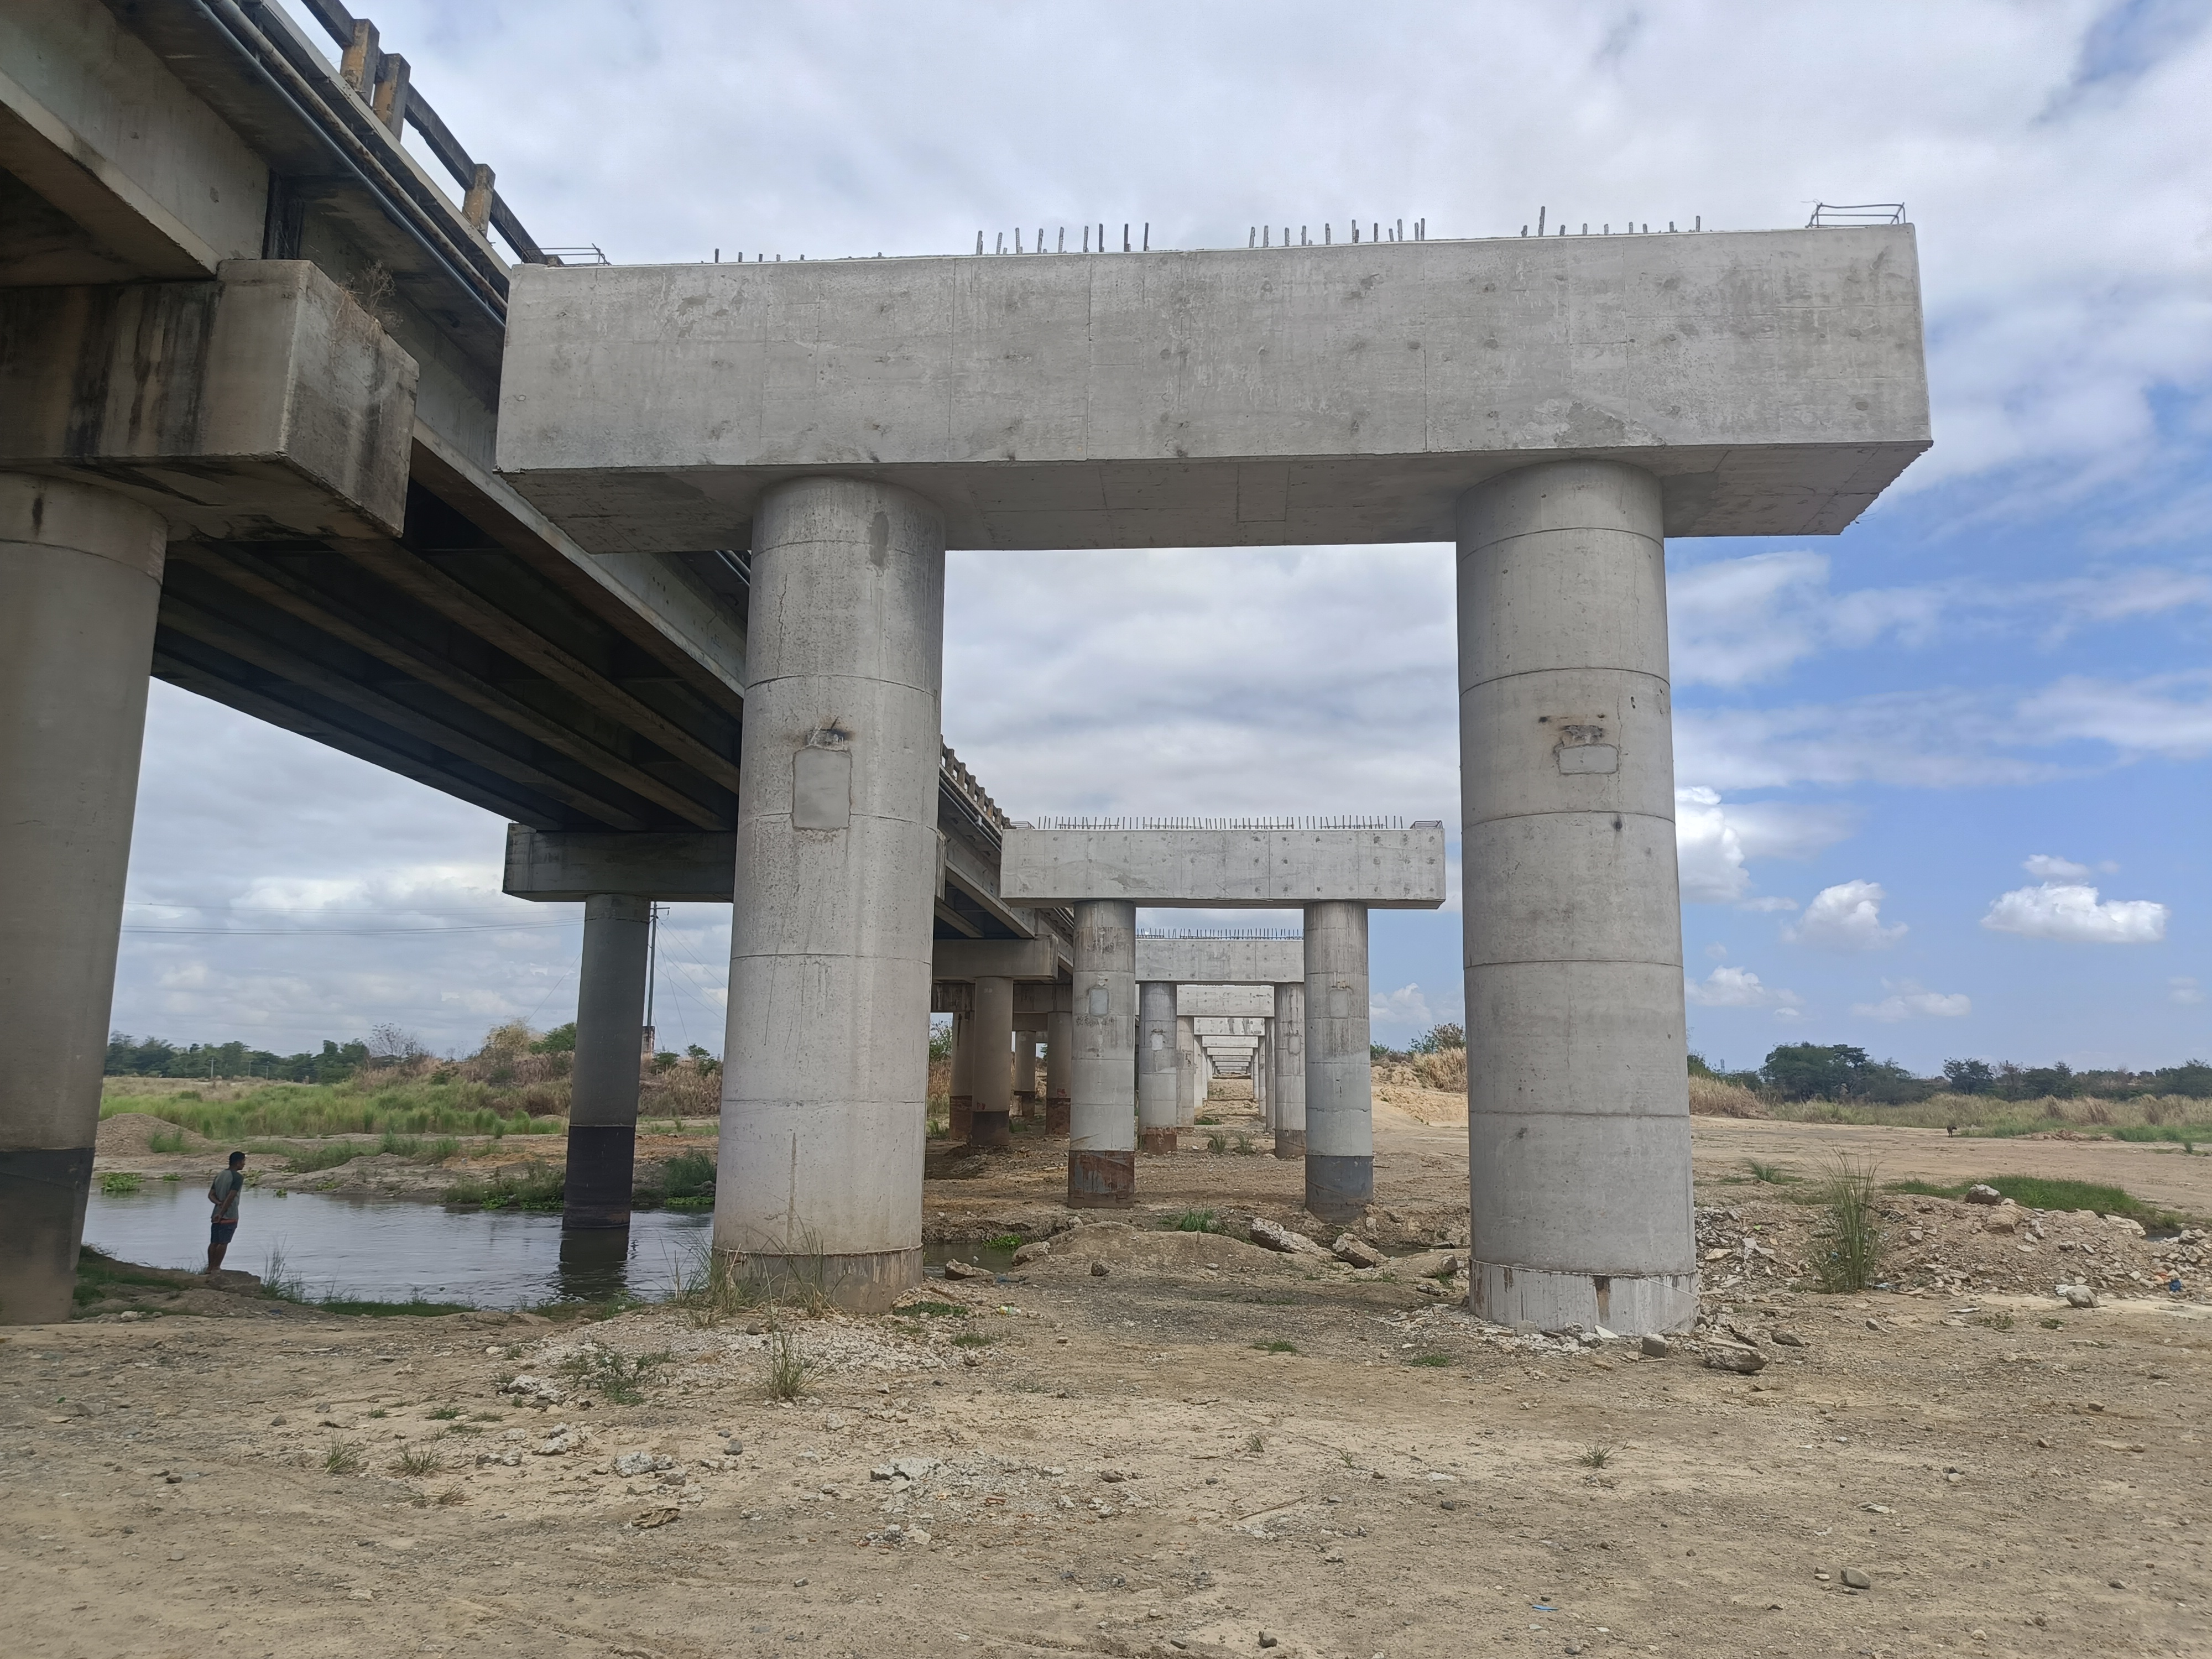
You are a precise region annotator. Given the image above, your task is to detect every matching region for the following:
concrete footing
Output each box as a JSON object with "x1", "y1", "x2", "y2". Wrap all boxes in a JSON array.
[
  {"x1": 1303, "y1": 901, "x2": 1372, "y2": 1220},
  {"x1": 0, "y1": 476, "x2": 168, "y2": 1324},
  {"x1": 1456, "y1": 460, "x2": 1697, "y2": 1333},
  {"x1": 563, "y1": 894, "x2": 651, "y2": 1230},
  {"x1": 1068, "y1": 900, "x2": 1136, "y2": 1207},
  {"x1": 712, "y1": 477, "x2": 943, "y2": 1311}
]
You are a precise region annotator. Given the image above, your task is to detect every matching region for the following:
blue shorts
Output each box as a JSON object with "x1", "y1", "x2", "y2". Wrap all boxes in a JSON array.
[{"x1": 210, "y1": 1220, "x2": 238, "y2": 1246}]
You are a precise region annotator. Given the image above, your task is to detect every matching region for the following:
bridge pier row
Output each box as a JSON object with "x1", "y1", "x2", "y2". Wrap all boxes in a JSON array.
[
  {"x1": 1303, "y1": 901, "x2": 1374, "y2": 1222},
  {"x1": 1174, "y1": 1014, "x2": 1199, "y2": 1129},
  {"x1": 1273, "y1": 982, "x2": 1306, "y2": 1158},
  {"x1": 562, "y1": 895, "x2": 653, "y2": 1231},
  {"x1": 1136, "y1": 981, "x2": 1177, "y2": 1155},
  {"x1": 970, "y1": 976, "x2": 1015, "y2": 1150},
  {"x1": 1456, "y1": 460, "x2": 1697, "y2": 1334},
  {"x1": 713, "y1": 477, "x2": 945, "y2": 1312},
  {"x1": 1044, "y1": 998, "x2": 1073, "y2": 1134},
  {"x1": 1067, "y1": 900, "x2": 1136, "y2": 1206},
  {"x1": 0, "y1": 476, "x2": 169, "y2": 1325}
]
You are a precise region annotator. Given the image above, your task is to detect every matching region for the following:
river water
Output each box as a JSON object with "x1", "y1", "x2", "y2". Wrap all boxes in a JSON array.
[{"x1": 84, "y1": 1182, "x2": 712, "y2": 1307}]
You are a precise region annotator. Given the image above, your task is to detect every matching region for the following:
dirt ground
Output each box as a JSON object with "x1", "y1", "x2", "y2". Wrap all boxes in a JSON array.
[{"x1": 16, "y1": 1097, "x2": 2212, "y2": 1658}]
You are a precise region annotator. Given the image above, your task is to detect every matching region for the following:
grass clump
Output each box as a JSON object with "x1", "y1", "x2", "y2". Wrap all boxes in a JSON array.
[
  {"x1": 1168, "y1": 1208, "x2": 1228, "y2": 1234},
  {"x1": 442, "y1": 1165, "x2": 566, "y2": 1212},
  {"x1": 1886, "y1": 1174, "x2": 2175, "y2": 1227},
  {"x1": 1978, "y1": 1312, "x2": 2016, "y2": 1332},
  {"x1": 1408, "y1": 1352, "x2": 1455, "y2": 1368},
  {"x1": 1253, "y1": 1339, "x2": 1297, "y2": 1354},
  {"x1": 147, "y1": 1128, "x2": 189, "y2": 1154},
  {"x1": 392, "y1": 1447, "x2": 443, "y2": 1477},
  {"x1": 2039, "y1": 1317, "x2": 2064, "y2": 1329},
  {"x1": 1206, "y1": 1131, "x2": 1228, "y2": 1154},
  {"x1": 1232, "y1": 1134, "x2": 1256, "y2": 1155},
  {"x1": 638, "y1": 1149, "x2": 717, "y2": 1211},
  {"x1": 1744, "y1": 1159, "x2": 1798, "y2": 1185},
  {"x1": 1578, "y1": 1444, "x2": 1614, "y2": 1469},
  {"x1": 322, "y1": 1440, "x2": 366, "y2": 1475},
  {"x1": 558, "y1": 1344, "x2": 671, "y2": 1405},
  {"x1": 950, "y1": 1332, "x2": 994, "y2": 1348},
  {"x1": 1811, "y1": 1157, "x2": 1885, "y2": 1293},
  {"x1": 664, "y1": 1248, "x2": 761, "y2": 1326},
  {"x1": 98, "y1": 1171, "x2": 142, "y2": 1194},
  {"x1": 763, "y1": 1319, "x2": 813, "y2": 1401},
  {"x1": 987, "y1": 1232, "x2": 1024, "y2": 1251},
  {"x1": 426, "y1": 1405, "x2": 462, "y2": 1421},
  {"x1": 287, "y1": 1141, "x2": 365, "y2": 1174}
]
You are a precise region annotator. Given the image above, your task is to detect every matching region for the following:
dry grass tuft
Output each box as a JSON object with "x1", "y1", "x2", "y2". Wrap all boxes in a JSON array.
[{"x1": 1689, "y1": 1075, "x2": 1769, "y2": 1118}]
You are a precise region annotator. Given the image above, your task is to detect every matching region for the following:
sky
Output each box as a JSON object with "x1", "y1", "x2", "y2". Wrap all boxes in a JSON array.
[{"x1": 113, "y1": 0, "x2": 2212, "y2": 1075}]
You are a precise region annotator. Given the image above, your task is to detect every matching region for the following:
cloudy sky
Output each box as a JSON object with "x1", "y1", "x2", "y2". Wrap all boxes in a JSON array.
[{"x1": 115, "y1": 0, "x2": 2212, "y2": 1074}]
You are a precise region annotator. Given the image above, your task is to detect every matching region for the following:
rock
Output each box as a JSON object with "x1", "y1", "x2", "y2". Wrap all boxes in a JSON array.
[
  {"x1": 501, "y1": 1374, "x2": 564, "y2": 1405},
  {"x1": 1259, "y1": 1635, "x2": 1280, "y2": 1650},
  {"x1": 1249, "y1": 1218, "x2": 1327, "y2": 1256},
  {"x1": 2106, "y1": 1214, "x2": 2147, "y2": 1238},
  {"x1": 1840, "y1": 1567, "x2": 1872, "y2": 1590},
  {"x1": 629, "y1": 1506, "x2": 680, "y2": 1530},
  {"x1": 870, "y1": 1456, "x2": 940, "y2": 1483},
  {"x1": 1964, "y1": 1185, "x2": 2003, "y2": 1206},
  {"x1": 1770, "y1": 1329, "x2": 1807, "y2": 1347},
  {"x1": 1640, "y1": 1334, "x2": 1671, "y2": 1359},
  {"x1": 2060, "y1": 1284, "x2": 2100, "y2": 1308},
  {"x1": 1984, "y1": 1211, "x2": 2018, "y2": 1235},
  {"x1": 613, "y1": 1451, "x2": 674, "y2": 1478},
  {"x1": 943, "y1": 1258, "x2": 986, "y2": 1280},
  {"x1": 534, "y1": 1425, "x2": 582, "y2": 1456},
  {"x1": 1090, "y1": 1260, "x2": 1110, "y2": 1277},
  {"x1": 1332, "y1": 1233, "x2": 1386, "y2": 1270},
  {"x1": 1011, "y1": 1240, "x2": 1052, "y2": 1265},
  {"x1": 1703, "y1": 1343, "x2": 1767, "y2": 1375}
]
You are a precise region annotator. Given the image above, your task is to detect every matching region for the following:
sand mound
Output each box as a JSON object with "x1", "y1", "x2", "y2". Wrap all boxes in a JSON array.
[{"x1": 95, "y1": 1112, "x2": 214, "y2": 1157}]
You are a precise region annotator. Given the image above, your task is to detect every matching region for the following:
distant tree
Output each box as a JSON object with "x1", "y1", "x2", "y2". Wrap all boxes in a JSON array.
[
  {"x1": 2000, "y1": 1062, "x2": 2077, "y2": 1100},
  {"x1": 2155, "y1": 1060, "x2": 2212, "y2": 1099},
  {"x1": 928, "y1": 1021, "x2": 955, "y2": 1063},
  {"x1": 1762, "y1": 1044, "x2": 1867, "y2": 1101},
  {"x1": 1688, "y1": 1052, "x2": 1717, "y2": 1078},
  {"x1": 1410, "y1": 1022, "x2": 1465, "y2": 1055},
  {"x1": 530, "y1": 1022, "x2": 577, "y2": 1054},
  {"x1": 367, "y1": 1022, "x2": 426, "y2": 1065},
  {"x1": 1942, "y1": 1058, "x2": 1995, "y2": 1095}
]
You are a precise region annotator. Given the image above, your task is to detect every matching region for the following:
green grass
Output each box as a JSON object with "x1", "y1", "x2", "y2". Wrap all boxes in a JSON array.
[
  {"x1": 322, "y1": 1440, "x2": 366, "y2": 1475},
  {"x1": 764, "y1": 1321, "x2": 813, "y2": 1401},
  {"x1": 1205, "y1": 1131, "x2": 1228, "y2": 1154},
  {"x1": 392, "y1": 1447, "x2": 443, "y2": 1477},
  {"x1": 286, "y1": 1141, "x2": 365, "y2": 1173},
  {"x1": 147, "y1": 1128, "x2": 189, "y2": 1154},
  {"x1": 442, "y1": 1166, "x2": 566, "y2": 1212},
  {"x1": 1812, "y1": 1158, "x2": 1885, "y2": 1293},
  {"x1": 426, "y1": 1405, "x2": 463, "y2": 1421},
  {"x1": 1408, "y1": 1352, "x2": 1455, "y2": 1368},
  {"x1": 1253, "y1": 1339, "x2": 1297, "y2": 1354},
  {"x1": 1770, "y1": 1091, "x2": 2212, "y2": 1140},
  {"x1": 1744, "y1": 1159, "x2": 1798, "y2": 1185},
  {"x1": 1167, "y1": 1208, "x2": 1228, "y2": 1234},
  {"x1": 71, "y1": 1246, "x2": 183, "y2": 1310},
  {"x1": 1886, "y1": 1175, "x2": 2177, "y2": 1225},
  {"x1": 101, "y1": 1078, "x2": 565, "y2": 1144},
  {"x1": 1578, "y1": 1443, "x2": 1614, "y2": 1469},
  {"x1": 950, "y1": 1332, "x2": 995, "y2": 1348},
  {"x1": 2039, "y1": 1317, "x2": 2064, "y2": 1329},
  {"x1": 898, "y1": 1300, "x2": 967, "y2": 1318},
  {"x1": 987, "y1": 1232, "x2": 1024, "y2": 1251},
  {"x1": 557, "y1": 1345, "x2": 671, "y2": 1404},
  {"x1": 1232, "y1": 1134, "x2": 1256, "y2": 1155},
  {"x1": 97, "y1": 1171, "x2": 142, "y2": 1194}
]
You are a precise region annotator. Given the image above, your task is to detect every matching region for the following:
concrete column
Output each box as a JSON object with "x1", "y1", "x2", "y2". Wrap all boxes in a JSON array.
[
  {"x1": 1457, "y1": 458, "x2": 1694, "y2": 1334},
  {"x1": 1045, "y1": 993, "x2": 1073, "y2": 1134},
  {"x1": 1174, "y1": 1014, "x2": 1200, "y2": 1127},
  {"x1": 716, "y1": 477, "x2": 945, "y2": 1312},
  {"x1": 1255, "y1": 1018, "x2": 1272, "y2": 1127},
  {"x1": 563, "y1": 894, "x2": 653, "y2": 1230},
  {"x1": 1014, "y1": 1032, "x2": 1039, "y2": 1117},
  {"x1": 1303, "y1": 901, "x2": 1373, "y2": 1221},
  {"x1": 1136, "y1": 980, "x2": 1178, "y2": 1155},
  {"x1": 0, "y1": 476, "x2": 168, "y2": 1324},
  {"x1": 948, "y1": 1012, "x2": 974, "y2": 1140},
  {"x1": 971, "y1": 975, "x2": 1015, "y2": 1149},
  {"x1": 1068, "y1": 900, "x2": 1136, "y2": 1206},
  {"x1": 1272, "y1": 983, "x2": 1307, "y2": 1159}
]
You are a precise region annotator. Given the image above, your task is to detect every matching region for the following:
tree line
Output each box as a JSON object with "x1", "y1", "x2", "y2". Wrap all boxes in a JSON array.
[{"x1": 1694, "y1": 1044, "x2": 2212, "y2": 1104}]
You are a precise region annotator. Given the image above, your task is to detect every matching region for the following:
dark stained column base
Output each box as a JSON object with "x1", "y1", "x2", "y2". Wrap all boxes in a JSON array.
[
  {"x1": 562, "y1": 1122, "x2": 635, "y2": 1232},
  {"x1": 1066, "y1": 1149, "x2": 1135, "y2": 1208},
  {"x1": 1137, "y1": 1128, "x2": 1178, "y2": 1155},
  {"x1": 0, "y1": 1146, "x2": 94, "y2": 1326},
  {"x1": 969, "y1": 1109, "x2": 1012, "y2": 1150},
  {"x1": 1045, "y1": 1097, "x2": 1071, "y2": 1135},
  {"x1": 948, "y1": 1098, "x2": 973, "y2": 1141},
  {"x1": 1305, "y1": 1153, "x2": 1374, "y2": 1224},
  {"x1": 1274, "y1": 1128, "x2": 1307, "y2": 1160},
  {"x1": 712, "y1": 1245, "x2": 921, "y2": 1313},
  {"x1": 1014, "y1": 1091, "x2": 1039, "y2": 1119}
]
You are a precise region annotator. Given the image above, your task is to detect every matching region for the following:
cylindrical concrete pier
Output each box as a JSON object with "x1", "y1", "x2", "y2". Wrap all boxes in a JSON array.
[
  {"x1": 1272, "y1": 982, "x2": 1307, "y2": 1159},
  {"x1": 1014, "y1": 1030, "x2": 1039, "y2": 1117},
  {"x1": 1136, "y1": 980, "x2": 1178, "y2": 1155},
  {"x1": 1045, "y1": 998, "x2": 1073, "y2": 1134},
  {"x1": 1255, "y1": 1018, "x2": 1271, "y2": 1128},
  {"x1": 1068, "y1": 900, "x2": 1136, "y2": 1206},
  {"x1": 1174, "y1": 1014, "x2": 1199, "y2": 1128},
  {"x1": 1303, "y1": 901, "x2": 1373, "y2": 1220},
  {"x1": 715, "y1": 476, "x2": 945, "y2": 1312},
  {"x1": 971, "y1": 975, "x2": 1014, "y2": 1149},
  {"x1": 0, "y1": 476, "x2": 168, "y2": 1324},
  {"x1": 947, "y1": 1011, "x2": 974, "y2": 1141},
  {"x1": 1457, "y1": 458, "x2": 1696, "y2": 1334},
  {"x1": 564, "y1": 894, "x2": 653, "y2": 1230}
]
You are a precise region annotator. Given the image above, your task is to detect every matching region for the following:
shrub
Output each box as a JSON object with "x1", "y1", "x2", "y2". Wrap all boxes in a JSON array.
[
  {"x1": 1691, "y1": 1076, "x2": 1768, "y2": 1118},
  {"x1": 98, "y1": 1171, "x2": 142, "y2": 1194},
  {"x1": 1810, "y1": 1158, "x2": 1884, "y2": 1293}
]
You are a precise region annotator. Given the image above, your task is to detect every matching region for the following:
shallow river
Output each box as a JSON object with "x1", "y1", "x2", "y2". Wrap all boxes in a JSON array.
[{"x1": 84, "y1": 1183, "x2": 712, "y2": 1307}]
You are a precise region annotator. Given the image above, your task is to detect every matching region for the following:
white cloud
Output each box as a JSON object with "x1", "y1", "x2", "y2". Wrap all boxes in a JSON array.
[
  {"x1": 1703, "y1": 942, "x2": 1729, "y2": 961},
  {"x1": 2023, "y1": 853, "x2": 2094, "y2": 880},
  {"x1": 1853, "y1": 979, "x2": 1973, "y2": 1021},
  {"x1": 1673, "y1": 787, "x2": 1855, "y2": 905},
  {"x1": 2017, "y1": 671, "x2": 2212, "y2": 760},
  {"x1": 1684, "y1": 966, "x2": 1803, "y2": 1011},
  {"x1": 1785, "y1": 881, "x2": 1908, "y2": 952},
  {"x1": 2172, "y1": 977, "x2": 2206, "y2": 1006},
  {"x1": 1982, "y1": 882, "x2": 2171, "y2": 943},
  {"x1": 1370, "y1": 984, "x2": 1436, "y2": 1030}
]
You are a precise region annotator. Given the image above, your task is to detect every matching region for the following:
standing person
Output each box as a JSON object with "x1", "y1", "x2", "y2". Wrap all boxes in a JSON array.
[{"x1": 206, "y1": 1151, "x2": 246, "y2": 1275}]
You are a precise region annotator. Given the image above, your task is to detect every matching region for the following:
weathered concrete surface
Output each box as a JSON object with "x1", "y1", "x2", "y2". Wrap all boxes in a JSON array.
[
  {"x1": 1146, "y1": 940, "x2": 1305, "y2": 988},
  {"x1": 1009, "y1": 826, "x2": 1445, "y2": 909},
  {"x1": 1458, "y1": 459, "x2": 1696, "y2": 1334},
  {"x1": 564, "y1": 894, "x2": 651, "y2": 1231},
  {"x1": 0, "y1": 263, "x2": 418, "y2": 538},
  {"x1": 1175, "y1": 1014, "x2": 1199, "y2": 1128},
  {"x1": 504, "y1": 826, "x2": 739, "y2": 902},
  {"x1": 1137, "y1": 982, "x2": 1178, "y2": 1154},
  {"x1": 1176, "y1": 982, "x2": 1285, "y2": 1017},
  {"x1": 932, "y1": 937, "x2": 1070, "y2": 983},
  {"x1": 1305, "y1": 901, "x2": 1373, "y2": 1222},
  {"x1": 1068, "y1": 900, "x2": 1136, "y2": 1206},
  {"x1": 970, "y1": 976, "x2": 1014, "y2": 1150},
  {"x1": 0, "y1": 474, "x2": 168, "y2": 1324},
  {"x1": 713, "y1": 478, "x2": 945, "y2": 1311},
  {"x1": 1273, "y1": 981, "x2": 1307, "y2": 1159},
  {"x1": 1192, "y1": 1016, "x2": 1271, "y2": 1036},
  {"x1": 497, "y1": 229, "x2": 1929, "y2": 551}
]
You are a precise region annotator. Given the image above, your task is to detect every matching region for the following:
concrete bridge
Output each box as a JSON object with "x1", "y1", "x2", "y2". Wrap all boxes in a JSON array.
[{"x1": 1, "y1": 0, "x2": 1931, "y2": 1332}]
